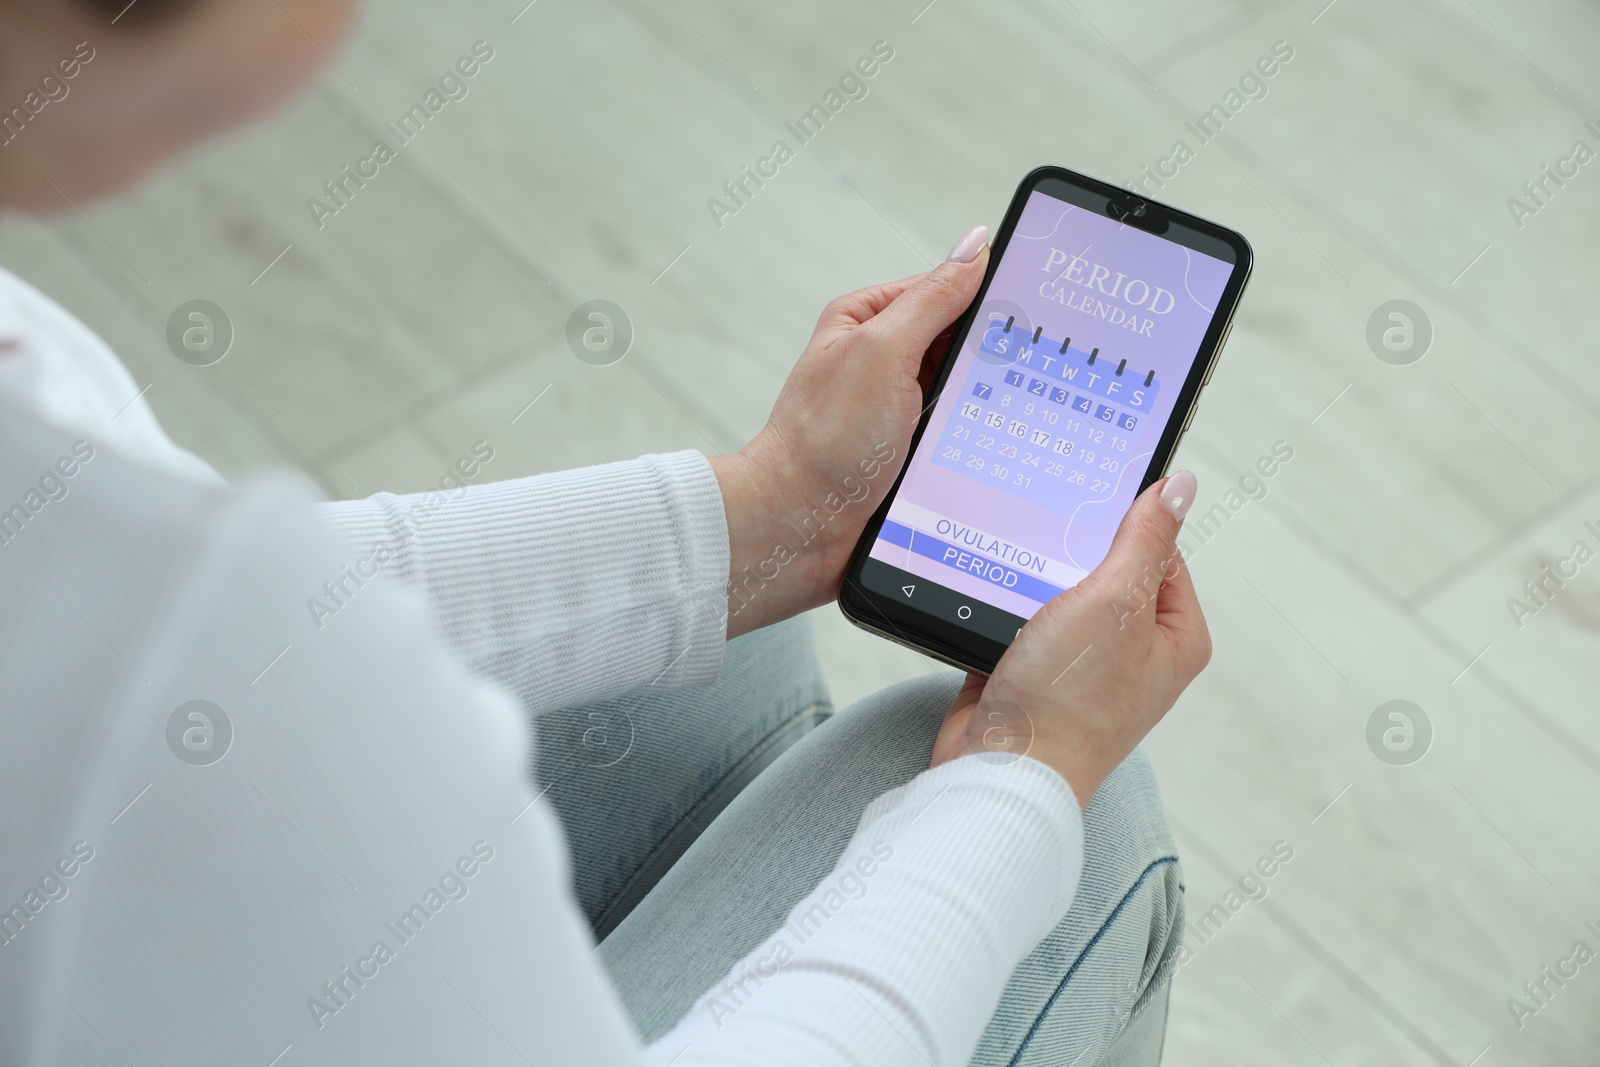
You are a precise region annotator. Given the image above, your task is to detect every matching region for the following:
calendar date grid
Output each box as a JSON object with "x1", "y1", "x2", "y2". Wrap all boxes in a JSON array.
[{"x1": 937, "y1": 366, "x2": 1142, "y2": 499}]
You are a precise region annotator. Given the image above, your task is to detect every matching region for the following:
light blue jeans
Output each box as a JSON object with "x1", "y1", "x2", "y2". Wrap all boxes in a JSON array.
[{"x1": 534, "y1": 616, "x2": 1184, "y2": 1065}]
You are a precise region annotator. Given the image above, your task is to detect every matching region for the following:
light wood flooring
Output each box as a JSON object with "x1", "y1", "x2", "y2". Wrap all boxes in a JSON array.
[{"x1": 4, "y1": 0, "x2": 1598, "y2": 1061}]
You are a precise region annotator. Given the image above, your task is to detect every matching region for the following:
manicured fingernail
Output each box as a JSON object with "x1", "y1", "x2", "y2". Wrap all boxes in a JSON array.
[
  {"x1": 946, "y1": 225, "x2": 990, "y2": 263},
  {"x1": 1160, "y1": 470, "x2": 1197, "y2": 521}
]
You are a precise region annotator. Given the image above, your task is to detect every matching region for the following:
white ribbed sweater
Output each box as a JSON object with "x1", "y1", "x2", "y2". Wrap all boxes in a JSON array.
[{"x1": 0, "y1": 265, "x2": 1084, "y2": 1066}]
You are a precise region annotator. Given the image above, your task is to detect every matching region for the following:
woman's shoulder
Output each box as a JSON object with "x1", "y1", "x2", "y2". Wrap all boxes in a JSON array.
[
  {"x1": 0, "y1": 265, "x2": 226, "y2": 486},
  {"x1": 0, "y1": 398, "x2": 310, "y2": 701}
]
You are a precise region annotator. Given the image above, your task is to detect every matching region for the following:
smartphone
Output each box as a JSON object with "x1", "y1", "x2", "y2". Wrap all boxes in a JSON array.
[{"x1": 839, "y1": 165, "x2": 1252, "y2": 675}]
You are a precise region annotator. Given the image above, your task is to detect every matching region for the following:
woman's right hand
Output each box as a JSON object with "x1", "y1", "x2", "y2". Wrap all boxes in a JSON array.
[{"x1": 928, "y1": 471, "x2": 1210, "y2": 808}]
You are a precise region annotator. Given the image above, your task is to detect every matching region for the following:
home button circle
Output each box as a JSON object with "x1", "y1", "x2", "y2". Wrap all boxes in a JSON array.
[{"x1": 957, "y1": 605, "x2": 973, "y2": 620}]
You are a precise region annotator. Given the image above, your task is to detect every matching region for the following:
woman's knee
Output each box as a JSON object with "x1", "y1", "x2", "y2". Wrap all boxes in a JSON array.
[
  {"x1": 1082, "y1": 748, "x2": 1185, "y2": 1004},
  {"x1": 1083, "y1": 748, "x2": 1178, "y2": 877},
  {"x1": 803, "y1": 668, "x2": 965, "y2": 768},
  {"x1": 972, "y1": 748, "x2": 1184, "y2": 1065}
]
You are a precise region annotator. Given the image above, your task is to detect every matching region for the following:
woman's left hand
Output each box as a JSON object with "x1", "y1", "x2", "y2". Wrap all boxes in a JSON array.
[{"x1": 711, "y1": 226, "x2": 991, "y2": 638}]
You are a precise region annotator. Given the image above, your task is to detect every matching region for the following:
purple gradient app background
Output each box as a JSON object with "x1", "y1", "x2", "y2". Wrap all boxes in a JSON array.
[{"x1": 872, "y1": 189, "x2": 1233, "y2": 616}]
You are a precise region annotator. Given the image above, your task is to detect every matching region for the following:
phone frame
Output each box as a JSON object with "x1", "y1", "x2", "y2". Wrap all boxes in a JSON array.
[{"x1": 838, "y1": 164, "x2": 1254, "y2": 675}]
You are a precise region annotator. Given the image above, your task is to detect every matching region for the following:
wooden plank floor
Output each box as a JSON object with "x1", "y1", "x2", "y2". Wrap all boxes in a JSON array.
[{"x1": 4, "y1": 0, "x2": 1597, "y2": 1062}]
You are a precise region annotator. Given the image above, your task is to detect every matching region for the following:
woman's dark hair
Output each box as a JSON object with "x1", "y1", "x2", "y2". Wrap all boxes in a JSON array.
[{"x1": 72, "y1": 0, "x2": 208, "y2": 25}]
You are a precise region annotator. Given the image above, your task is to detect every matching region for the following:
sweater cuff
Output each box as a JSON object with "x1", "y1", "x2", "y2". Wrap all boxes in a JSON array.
[
  {"x1": 854, "y1": 752, "x2": 1086, "y2": 936},
  {"x1": 317, "y1": 450, "x2": 730, "y2": 714},
  {"x1": 650, "y1": 753, "x2": 1083, "y2": 1066}
]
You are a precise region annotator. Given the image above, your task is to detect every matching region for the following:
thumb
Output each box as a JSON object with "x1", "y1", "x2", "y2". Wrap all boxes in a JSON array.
[
  {"x1": 1092, "y1": 470, "x2": 1196, "y2": 607},
  {"x1": 865, "y1": 227, "x2": 991, "y2": 358}
]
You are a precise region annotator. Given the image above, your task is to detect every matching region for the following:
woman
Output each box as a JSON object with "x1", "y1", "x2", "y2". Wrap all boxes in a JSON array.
[{"x1": 0, "y1": 0, "x2": 1209, "y2": 1063}]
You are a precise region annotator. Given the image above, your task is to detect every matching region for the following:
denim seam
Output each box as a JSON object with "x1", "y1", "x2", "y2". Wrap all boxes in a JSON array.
[{"x1": 1006, "y1": 854, "x2": 1180, "y2": 1067}]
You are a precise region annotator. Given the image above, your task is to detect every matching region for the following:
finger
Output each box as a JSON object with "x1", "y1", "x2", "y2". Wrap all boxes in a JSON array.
[
  {"x1": 1154, "y1": 544, "x2": 1199, "y2": 626},
  {"x1": 937, "y1": 673, "x2": 985, "y2": 727},
  {"x1": 1153, "y1": 542, "x2": 1205, "y2": 642},
  {"x1": 929, "y1": 673, "x2": 987, "y2": 768},
  {"x1": 916, "y1": 321, "x2": 960, "y2": 393},
  {"x1": 1154, "y1": 547, "x2": 1211, "y2": 673},
  {"x1": 811, "y1": 272, "x2": 928, "y2": 338},
  {"x1": 1092, "y1": 470, "x2": 1196, "y2": 609},
  {"x1": 863, "y1": 247, "x2": 990, "y2": 363}
]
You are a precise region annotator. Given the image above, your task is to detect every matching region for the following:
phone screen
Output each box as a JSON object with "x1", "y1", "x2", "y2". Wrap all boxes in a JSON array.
[{"x1": 859, "y1": 183, "x2": 1240, "y2": 645}]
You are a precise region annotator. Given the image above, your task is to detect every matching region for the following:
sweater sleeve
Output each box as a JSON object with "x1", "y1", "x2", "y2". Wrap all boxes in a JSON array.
[
  {"x1": 314, "y1": 451, "x2": 1086, "y2": 1065},
  {"x1": 4, "y1": 425, "x2": 1085, "y2": 1067},
  {"x1": 316, "y1": 450, "x2": 731, "y2": 715},
  {"x1": 647, "y1": 754, "x2": 1085, "y2": 1066}
]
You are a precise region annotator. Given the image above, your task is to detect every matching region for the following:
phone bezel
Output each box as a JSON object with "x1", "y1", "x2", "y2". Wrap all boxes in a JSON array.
[{"x1": 838, "y1": 164, "x2": 1254, "y2": 676}]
